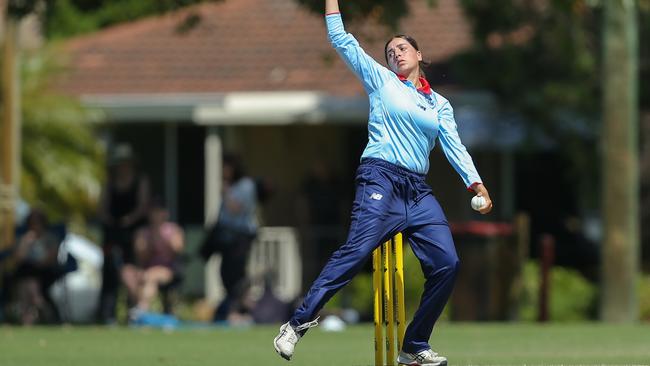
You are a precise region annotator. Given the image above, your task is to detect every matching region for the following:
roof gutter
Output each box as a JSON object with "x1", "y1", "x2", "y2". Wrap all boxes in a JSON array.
[{"x1": 80, "y1": 92, "x2": 369, "y2": 125}]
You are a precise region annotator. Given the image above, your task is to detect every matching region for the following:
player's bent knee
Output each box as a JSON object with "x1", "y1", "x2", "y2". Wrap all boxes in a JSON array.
[
  {"x1": 439, "y1": 255, "x2": 460, "y2": 277},
  {"x1": 449, "y1": 258, "x2": 460, "y2": 276}
]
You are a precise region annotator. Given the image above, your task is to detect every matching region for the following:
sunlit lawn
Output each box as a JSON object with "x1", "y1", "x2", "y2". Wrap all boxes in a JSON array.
[{"x1": 1, "y1": 323, "x2": 649, "y2": 366}]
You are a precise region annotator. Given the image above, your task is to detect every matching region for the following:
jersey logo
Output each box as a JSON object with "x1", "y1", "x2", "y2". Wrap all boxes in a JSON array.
[
  {"x1": 370, "y1": 192, "x2": 383, "y2": 201},
  {"x1": 416, "y1": 103, "x2": 427, "y2": 111},
  {"x1": 425, "y1": 95, "x2": 437, "y2": 108}
]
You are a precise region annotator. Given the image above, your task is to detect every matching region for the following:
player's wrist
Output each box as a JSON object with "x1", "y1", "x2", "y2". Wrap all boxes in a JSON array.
[{"x1": 469, "y1": 181, "x2": 482, "y2": 193}]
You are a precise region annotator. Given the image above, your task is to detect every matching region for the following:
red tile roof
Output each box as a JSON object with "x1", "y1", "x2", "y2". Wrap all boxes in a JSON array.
[{"x1": 61, "y1": 0, "x2": 472, "y2": 97}]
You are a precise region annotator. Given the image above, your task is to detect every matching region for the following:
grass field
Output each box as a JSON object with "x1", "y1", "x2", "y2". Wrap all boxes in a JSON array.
[{"x1": 1, "y1": 323, "x2": 649, "y2": 366}]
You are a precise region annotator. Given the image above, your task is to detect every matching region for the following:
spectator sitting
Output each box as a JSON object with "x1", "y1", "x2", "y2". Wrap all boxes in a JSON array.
[
  {"x1": 1, "y1": 245, "x2": 15, "y2": 323},
  {"x1": 130, "y1": 200, "x2": 184, "y2": 316},
  {"x1": 10, "y1": 209, "x2": 63, "y2": 325}
]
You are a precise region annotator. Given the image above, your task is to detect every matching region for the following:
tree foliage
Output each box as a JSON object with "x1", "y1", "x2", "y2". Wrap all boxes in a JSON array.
[
  {"x1": 296, "y1": 0, "x2": 410, "y2": 29},
  {"x1": 40, "y1": 0, "x2": 224, "y2": 39},
  {"x1": 1, "y1": 41, "x2": 104, "y2": 223},
  {"x1": 40, "y1": 0, "x2": 437, "y2": 38},
  {"x1": 451, "y1": 0, "x2": 648, "y2": 124},
  {"x1": 449, "y1": 1, "x2": 606, "y2": 193},
  {"x1": 454, "y1": 1, "x2": 601, "y2": 124},
  {"x1": 17, "y1": 48, "x2": 104, "y2": 221},
  {"x1": 453, "y1": 1, "x2": 648, "y2": 187}
]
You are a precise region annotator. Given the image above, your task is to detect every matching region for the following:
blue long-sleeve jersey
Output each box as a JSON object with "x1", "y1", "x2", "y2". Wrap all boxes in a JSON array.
[{"x1": 326, "y1": 13, "x2": 482, "y2": 188}]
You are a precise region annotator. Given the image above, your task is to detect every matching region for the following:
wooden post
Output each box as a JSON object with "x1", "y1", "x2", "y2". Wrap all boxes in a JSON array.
[
  {"x1": 538, "y1": 234, "x2": 555, "y2": 322},
  {"x1": 0, "y1": 10, "x2": 21, "y2": 256}
]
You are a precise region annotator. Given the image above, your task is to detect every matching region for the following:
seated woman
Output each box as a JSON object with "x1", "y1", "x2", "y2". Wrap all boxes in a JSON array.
[
  {"x1": 129, "y1": 200, "x2": 184, "y2": 315},
  {"x1": 11, "y1": 209, "x2": 62, "y2": 324}
]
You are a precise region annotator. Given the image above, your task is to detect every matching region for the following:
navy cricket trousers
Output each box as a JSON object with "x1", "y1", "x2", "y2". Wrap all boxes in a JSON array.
[{"x1": 290, "y1": 158, "x2": 459, "y2": 353}]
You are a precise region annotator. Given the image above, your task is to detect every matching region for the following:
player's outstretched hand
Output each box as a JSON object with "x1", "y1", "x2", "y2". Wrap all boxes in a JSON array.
[{"x1": 472, "y1": 183, "x2": 493, "y2": 214}]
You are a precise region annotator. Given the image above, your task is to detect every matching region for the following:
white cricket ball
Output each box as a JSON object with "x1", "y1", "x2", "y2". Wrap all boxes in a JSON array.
[{"x1": 471, "y1": 195, "x2": 486, "y2": 211}]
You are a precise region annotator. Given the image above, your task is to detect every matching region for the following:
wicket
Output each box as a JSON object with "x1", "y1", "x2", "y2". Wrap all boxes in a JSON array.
[{"x1": 373, "y1": 233, "x2": 406, "y2": 366}]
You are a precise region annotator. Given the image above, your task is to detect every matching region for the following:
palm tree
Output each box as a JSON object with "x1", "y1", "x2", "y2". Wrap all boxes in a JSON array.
[{"x1": 16, "y1": 45, "x2": 104, "y2": 223}]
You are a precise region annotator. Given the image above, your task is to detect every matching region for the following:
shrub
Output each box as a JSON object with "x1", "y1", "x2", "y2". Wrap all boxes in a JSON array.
[
  {"x1": 639, "y1": 274, "x2": 650, "y2": 321},
  {"x1": 519, "y1": 261, "x2": 597, "y2": 321}
]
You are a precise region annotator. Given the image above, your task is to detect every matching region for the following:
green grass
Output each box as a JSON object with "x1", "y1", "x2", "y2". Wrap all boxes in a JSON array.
[{"x1": 1, "y1": 323, "x2": 649, "y2": 366}]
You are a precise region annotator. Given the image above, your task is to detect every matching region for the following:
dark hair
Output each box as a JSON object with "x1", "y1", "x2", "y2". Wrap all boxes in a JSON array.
[
  {"x1": 149, "y1": 195, "x2": 166, "y2": 210},
  {"x1": 223, "y1": 152, "x2": 245, "y2": 182},
  {"x1": 384, "y1": 35, "x2": 430, "y2": 77},
  {"x1": 26, "y1": 208, "x2": 49, "y2": 229}
]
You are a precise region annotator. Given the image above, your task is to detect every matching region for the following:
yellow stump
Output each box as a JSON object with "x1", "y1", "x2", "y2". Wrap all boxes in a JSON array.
[
  {"x1": 374, "y1": 234, "x2": 406, "y2": 366},
  {"x1": 372, "y1": 247, "x2": 384, "y2": 366},
  {"x1": 383, "y1": 240, "x2": 395, "y2": 366},
  {"x1": 394, "y1": 233, "x2": 406, "y2": 352}
]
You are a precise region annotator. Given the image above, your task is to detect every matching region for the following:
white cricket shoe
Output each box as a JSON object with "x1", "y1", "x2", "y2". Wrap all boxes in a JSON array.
[
  {"x1": 273, "y1": 317, "x2": 320, "y2": 361},
  {"x1": 397, "y1": 348, "x2": 448, "y2": 366}
]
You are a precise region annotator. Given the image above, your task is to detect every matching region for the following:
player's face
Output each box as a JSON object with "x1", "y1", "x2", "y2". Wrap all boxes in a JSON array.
[{"x1": 386, "y1": 38, "x2": 422, "y2": 75}]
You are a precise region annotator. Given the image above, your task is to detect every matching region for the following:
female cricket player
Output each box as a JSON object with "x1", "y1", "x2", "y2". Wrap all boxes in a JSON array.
[{"x1": 274, "y1": 1, "x2": 493, "y2": 364}]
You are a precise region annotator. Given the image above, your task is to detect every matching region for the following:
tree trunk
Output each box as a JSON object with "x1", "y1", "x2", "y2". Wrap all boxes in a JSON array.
[
  {"x1": 601, "y1": 0, "x2": 639, "y2": 322},
  {"x1": 641, "y1": 112, "x2": 650, "y2": 271}
]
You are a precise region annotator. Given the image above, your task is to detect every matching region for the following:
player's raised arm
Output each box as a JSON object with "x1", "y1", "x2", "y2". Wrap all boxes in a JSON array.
[
  {"x1": 324, "y1": 0, "x2": 392, "y2": 93},
  {"x1": 325, "y1": 0, "x2": 339, "y2": 15}
]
